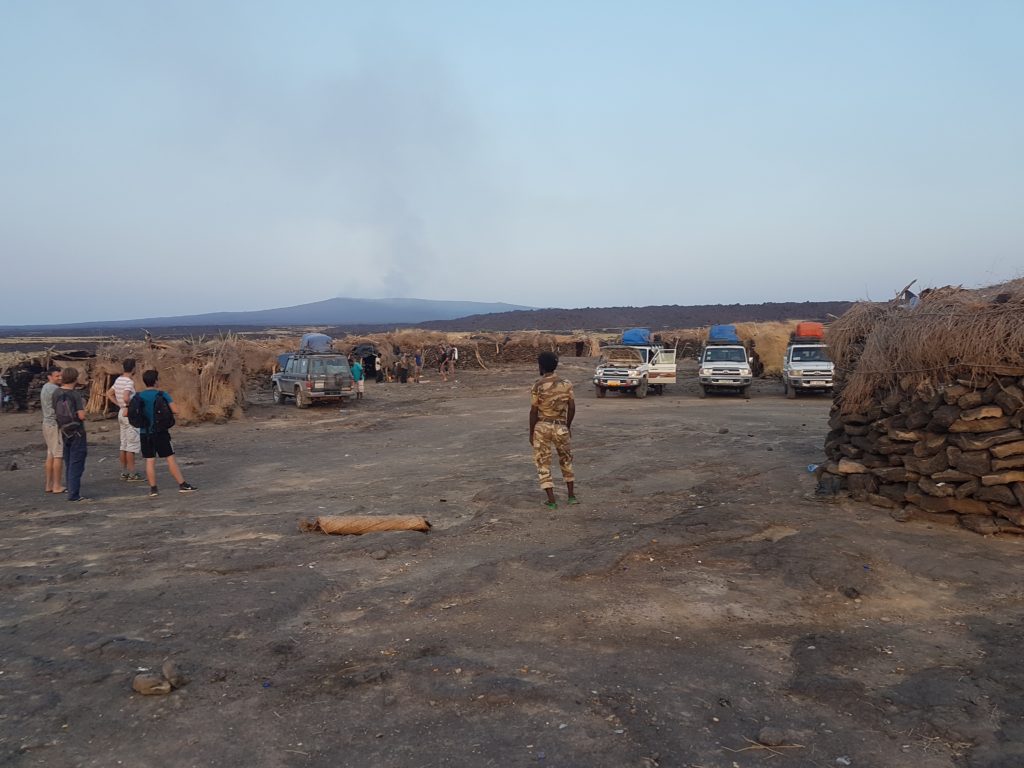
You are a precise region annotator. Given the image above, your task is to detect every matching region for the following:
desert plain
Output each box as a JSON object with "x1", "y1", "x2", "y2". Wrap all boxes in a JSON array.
[{"x1": 1, "y1": 358, "x2": 1023, "y2": 768}]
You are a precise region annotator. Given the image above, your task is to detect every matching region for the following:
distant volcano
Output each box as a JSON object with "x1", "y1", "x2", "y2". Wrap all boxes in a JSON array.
[{"x1": 1, "y1": 297, "x2": 534, "y2": 330}]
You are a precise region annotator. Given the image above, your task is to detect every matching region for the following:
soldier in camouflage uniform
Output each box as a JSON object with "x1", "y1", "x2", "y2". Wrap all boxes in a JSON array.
[{"x1": 529, "y1": 351, "x2": 577, "y2": 508}]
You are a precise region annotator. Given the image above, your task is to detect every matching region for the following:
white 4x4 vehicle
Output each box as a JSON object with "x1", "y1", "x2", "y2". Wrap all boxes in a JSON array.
[
  {"x1": 698, "y1": 344, "x2": 753, "y2": 398},
  {"x1": 782, "y1": 343, "x2": 834, "y2": 398},
  {"x1": 593, "y1": 345, "x2": 676, "y2": 398}
]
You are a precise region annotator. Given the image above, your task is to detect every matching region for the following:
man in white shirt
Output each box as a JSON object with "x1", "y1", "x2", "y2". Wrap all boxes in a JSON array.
[{"x1": 106, "y1": 358, "x2": 142, "y2": 482}]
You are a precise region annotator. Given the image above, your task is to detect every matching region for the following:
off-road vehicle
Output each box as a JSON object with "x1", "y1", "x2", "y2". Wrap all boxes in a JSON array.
[{"x1": 271, "y1": 353, "x2": 355, "y2": 408}]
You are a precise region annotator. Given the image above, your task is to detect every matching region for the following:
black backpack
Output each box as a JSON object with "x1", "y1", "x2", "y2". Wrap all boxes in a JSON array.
[
  {"x1": 127, "y1": 391, "x2": 176, "y2": 431},
  {"x1": 127, "y1": 393, "x2": 149, "y2": 429},
  {"x1": 53, "y1": 390, "x2": 83, "y2": 438},
  {"x1": 151, "y1": 391, "x2": 176, "y2": 432}
]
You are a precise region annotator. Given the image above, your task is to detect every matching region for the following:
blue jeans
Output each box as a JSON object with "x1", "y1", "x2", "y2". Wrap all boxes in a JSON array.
[{"x1": 63, "y1": 433, "x2": 88, "y2": 501}]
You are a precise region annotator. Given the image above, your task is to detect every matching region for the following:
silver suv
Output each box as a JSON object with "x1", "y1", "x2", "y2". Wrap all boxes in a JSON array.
[{"x1": 271, "y1": 353, "x2": 355, "y2": 408}]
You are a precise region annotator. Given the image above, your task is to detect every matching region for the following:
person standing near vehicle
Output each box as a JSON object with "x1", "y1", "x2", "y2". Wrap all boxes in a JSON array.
[
  {"x1": 106, "y1": 358, "x2": 142, "y2": 482},
  {"x1": 40, "y1": 366, "x2": 64, "y2": 494},
  {"x1": 136, "y1": 369, "x2": 196, "y2": 497},
  {"x1": 528, "y1": 352, "x2": 578, "y2": 509},
  {"x1": 53, "y1": 367, "x2": 88, "y2": 502},
  {"x1": 351, "y1": 356, "x2": 364, "y2": 400},
  {"x1": 414, "y1": 349, "x2": 423, "y2": 383}
]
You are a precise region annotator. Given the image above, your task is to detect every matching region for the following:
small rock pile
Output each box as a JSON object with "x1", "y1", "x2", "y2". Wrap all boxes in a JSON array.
[{"x1": 822, "y1": 375, "x2": 1024, "y2": 534}]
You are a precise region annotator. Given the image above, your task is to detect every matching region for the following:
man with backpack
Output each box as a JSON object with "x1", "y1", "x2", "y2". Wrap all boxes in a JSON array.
[
  {"x1": 106, "y1": 358, "x2": 142, "y2": 482},
  {"x1": 131, "y1": 369, "x2": 196, "y2": 497},
  {"x1": 53, "y1": 366, "x2": 89, "y2": 502}
]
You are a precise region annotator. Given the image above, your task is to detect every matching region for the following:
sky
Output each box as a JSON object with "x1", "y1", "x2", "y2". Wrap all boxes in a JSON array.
[{"x1": 2, "y1": 1, "x2": 1022, "y2": 325}]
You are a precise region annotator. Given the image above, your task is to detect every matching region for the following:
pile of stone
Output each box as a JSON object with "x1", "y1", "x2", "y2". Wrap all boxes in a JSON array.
[
  {"x1": 824, "y1": 375, "x2": 1024, "y2": 533},
  {"x1": 821, "y1": 280, "x2": 1024, "y2": 535}
]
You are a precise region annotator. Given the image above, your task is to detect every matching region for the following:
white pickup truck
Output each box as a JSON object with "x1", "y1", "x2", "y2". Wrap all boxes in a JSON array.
[
  {"x1": 782, "y1": 342, "x2": 834, "y2": 398},
  {"x1": 698, "y1": 344, "x2": 753, "y2": 398},
  {"x1": 593, "y1": 345, "x2": 677, "y2": 398}
]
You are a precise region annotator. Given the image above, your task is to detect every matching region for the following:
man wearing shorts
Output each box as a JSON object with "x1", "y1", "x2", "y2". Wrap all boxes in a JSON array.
[
  {"x1": 40, "y1": 366, "x2": 64, "y2": 494},
  {"x1": 106, "y1": 358, "x2": 142, "y2": 481},
  {"x1": 137, "y1": 369, "x2": 196, "y2": 497}
]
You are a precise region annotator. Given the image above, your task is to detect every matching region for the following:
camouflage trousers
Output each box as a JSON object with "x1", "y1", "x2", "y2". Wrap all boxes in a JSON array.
[{"x1": 532, "y1": 421, "x2": 574, "y2": 490}]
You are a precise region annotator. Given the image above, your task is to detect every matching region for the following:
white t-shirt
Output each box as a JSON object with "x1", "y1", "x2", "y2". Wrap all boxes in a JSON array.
[{"x1": 112, "y1": 374, "x2": 136, "y2": 408}]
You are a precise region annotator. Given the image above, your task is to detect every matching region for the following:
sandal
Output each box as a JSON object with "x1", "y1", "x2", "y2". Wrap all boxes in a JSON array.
[
  {"x1": 567, "y1": 496, "x2": 580, "y2": 505},
  {"x1": 544, "y1": 501, "x2": 558, "y2": 510}
]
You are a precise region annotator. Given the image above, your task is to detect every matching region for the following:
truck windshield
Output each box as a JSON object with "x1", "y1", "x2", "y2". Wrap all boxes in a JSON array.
[
  {"x1": 310, "y1": 358, "x2": 350, "y2": 376},
  {"x1": 790, "y1": 347, "x2": 830, "y2": 363},
  {"x1": 601, "y1": 348, "x2": 643, "y2": 365},
  {"x1": 704, "y1": 348, "x2": 746, "y2": 363}
]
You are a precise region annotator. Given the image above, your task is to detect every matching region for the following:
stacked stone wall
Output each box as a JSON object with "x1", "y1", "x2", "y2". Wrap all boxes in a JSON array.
[{"x1": 822, "y1": 375, "x2": 1024, "y2": 535}]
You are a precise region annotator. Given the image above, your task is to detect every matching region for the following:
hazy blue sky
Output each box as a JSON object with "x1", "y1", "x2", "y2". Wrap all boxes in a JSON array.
[{"x1": 2, "y1": 1, "x2": 1022, "y2": 324}]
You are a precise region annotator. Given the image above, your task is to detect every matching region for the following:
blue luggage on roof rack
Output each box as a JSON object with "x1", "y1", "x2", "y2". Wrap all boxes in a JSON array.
[
  {"x1": 621, "y1": 328, "x2": 652, "y2": 346},
  {"x1": 708, "y1": 324, "x2": 740, "y2": 344}
]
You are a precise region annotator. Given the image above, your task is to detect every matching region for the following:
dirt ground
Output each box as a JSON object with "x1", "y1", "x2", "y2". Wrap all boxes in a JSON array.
[{"x1": 2, "y1": 358, "x2": 1023, "y2": 768}]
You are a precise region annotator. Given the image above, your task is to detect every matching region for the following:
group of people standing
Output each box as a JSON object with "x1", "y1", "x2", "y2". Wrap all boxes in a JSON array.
[{"x1": 39, "y1": 358, "x2": 196, "y2": 501}]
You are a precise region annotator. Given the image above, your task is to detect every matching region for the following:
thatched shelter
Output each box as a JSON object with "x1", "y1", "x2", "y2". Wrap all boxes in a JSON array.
[
  {"x1": 820, "y1": 280, "x2": 1024, "y2": 535},
  {"x1": 87, "y1": 335, "x2": 291, "y2": 423}
]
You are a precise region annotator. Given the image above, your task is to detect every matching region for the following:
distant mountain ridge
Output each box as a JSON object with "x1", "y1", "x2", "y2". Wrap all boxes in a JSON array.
[
  {"x1": 0, "y1": 298, "x2": 858, "y2": 338},
  {"x1": 418, "y1": 301, "x2": 855, "y2": 332},
  {"x1": 2, "y1": 297, "x2": 534, "y2": 330}
]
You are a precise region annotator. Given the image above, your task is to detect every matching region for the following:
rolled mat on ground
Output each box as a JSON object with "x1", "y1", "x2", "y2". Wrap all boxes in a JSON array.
[{"x1": 298, "y1": 515, "x2": 432, "y2": 535}]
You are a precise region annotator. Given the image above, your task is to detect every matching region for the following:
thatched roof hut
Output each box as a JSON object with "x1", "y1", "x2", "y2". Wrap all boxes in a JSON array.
[
  {"x1": 828, "y1": 279, "x2": 1024, "y2": 412},
  {"x1": 820, "y1": 280, "x2": 1024, "y2": 535},
  {"x1": 87, "y1": 335, "x2": 291, "y2": 423}
]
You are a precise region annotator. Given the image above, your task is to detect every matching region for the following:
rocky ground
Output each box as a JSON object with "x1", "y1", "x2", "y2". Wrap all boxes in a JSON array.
[{"x1": 1, "y1": 359, "x2": 1022, "y2": 767}]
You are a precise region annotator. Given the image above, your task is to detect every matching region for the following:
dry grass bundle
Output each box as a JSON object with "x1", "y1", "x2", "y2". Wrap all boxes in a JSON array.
[
  {"x1": 734, "y1": 322, "x2": 800, "y2": 377},
  {"x1": 825, "y1": 303, "x2": 887, "y2": 372},
  {"x1": 88, "y1": 334, "x2": 282, "y2": 422},
  {"x1": 830, "y1": 281, "x2": 1024, "y2": 412}
]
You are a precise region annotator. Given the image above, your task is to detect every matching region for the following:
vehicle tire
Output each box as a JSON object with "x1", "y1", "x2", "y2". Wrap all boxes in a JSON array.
[
  {"x1": 636, "y1": 378, "x2": 648, "y2": 399},
  {"x1": 595, "y1": 385, "x2": 606, "y2": 398},
  {"x1": 272, "y1": 385, "x2": 285, "y2": 405},
  {"x1": 741, "y1": 386, "x2": 751, "y2": 400},
  {"x1": 786, "y1": 382, "x2": 796, "y2": 399},
  {"x1": 295, "y1": 387, "x2": 309, "y2": 409},
  {"x1": 700, "y1": 385, "x2": 708, "y2": 399},
  {"x1": 654, "y1": 384, "x2": 664, "y2": 395}
]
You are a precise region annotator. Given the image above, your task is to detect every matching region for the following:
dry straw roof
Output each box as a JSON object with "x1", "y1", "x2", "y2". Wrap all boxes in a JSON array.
[{"x1": 827, "y1": 279, "x2": 1024, "y2": 411}]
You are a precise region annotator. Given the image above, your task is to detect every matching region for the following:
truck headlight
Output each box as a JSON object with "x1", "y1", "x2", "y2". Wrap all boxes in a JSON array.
[
  {"x1": 700, "y1": 368, "x2": 711, "y2": 376},
  {"x1": 739, "y1": 368, "x2": 751, "y2": 376},
  {"x1": 791, "y1": 370, "x2": 803, "y2": 377}
]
